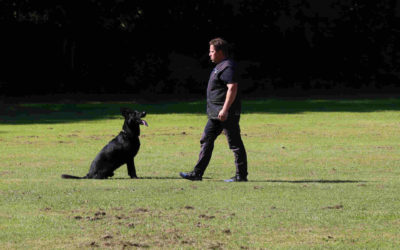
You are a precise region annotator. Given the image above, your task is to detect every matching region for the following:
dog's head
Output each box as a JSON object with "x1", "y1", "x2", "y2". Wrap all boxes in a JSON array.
[{"x1": 121, "y1": 108, "x2": 148, "y2": 135}]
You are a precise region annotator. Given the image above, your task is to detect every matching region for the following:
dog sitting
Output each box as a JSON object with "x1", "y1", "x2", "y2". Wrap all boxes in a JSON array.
[{"x1": 62, "y1": 107, "x2": 148, "y2": 179}]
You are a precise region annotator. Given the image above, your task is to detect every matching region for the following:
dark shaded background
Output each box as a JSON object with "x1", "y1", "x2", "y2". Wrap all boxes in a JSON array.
[{"x1": 1, "y1": 0, "x2": 400, "y2": 99}]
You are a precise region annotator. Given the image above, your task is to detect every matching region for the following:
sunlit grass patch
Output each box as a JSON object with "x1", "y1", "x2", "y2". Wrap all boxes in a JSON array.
[{"x1": 1, "y1": 98, "x2": 400, "y2": 248}]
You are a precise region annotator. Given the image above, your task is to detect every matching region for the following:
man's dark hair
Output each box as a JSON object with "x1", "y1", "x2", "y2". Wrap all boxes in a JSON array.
[{"x1": 209, "y1": 37, "x2": 230, "y2": 58}]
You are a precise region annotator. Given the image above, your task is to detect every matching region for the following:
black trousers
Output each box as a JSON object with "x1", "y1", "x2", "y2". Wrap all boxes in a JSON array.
[{"x1": 193, "y1": 115, "x2": 248, "y2": 177}]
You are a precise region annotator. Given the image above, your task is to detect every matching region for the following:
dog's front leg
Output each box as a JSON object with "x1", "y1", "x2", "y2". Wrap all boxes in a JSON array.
[{"x1": 127, "y1": 158, "x2": 138, "y2": 179}]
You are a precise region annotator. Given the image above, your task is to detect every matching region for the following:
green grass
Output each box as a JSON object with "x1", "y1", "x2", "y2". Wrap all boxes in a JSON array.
[{"x1": 1, "y1": 98, "x2": 400, "y2": 249}]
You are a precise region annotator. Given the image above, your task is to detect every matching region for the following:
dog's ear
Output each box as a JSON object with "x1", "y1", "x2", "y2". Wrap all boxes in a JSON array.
[{"x1": 120, "y1": 107, "x2": 133, "y2": 117}]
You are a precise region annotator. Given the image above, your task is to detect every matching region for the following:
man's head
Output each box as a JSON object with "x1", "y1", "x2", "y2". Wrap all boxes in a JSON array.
[{"x1": 209, "y1": 37, "x2": 229, "y2": 64}]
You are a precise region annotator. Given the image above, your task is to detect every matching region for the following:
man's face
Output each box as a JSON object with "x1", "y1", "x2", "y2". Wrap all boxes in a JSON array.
[{"x1": 209, "y1": 45, "x2": 225, "y2": 64}]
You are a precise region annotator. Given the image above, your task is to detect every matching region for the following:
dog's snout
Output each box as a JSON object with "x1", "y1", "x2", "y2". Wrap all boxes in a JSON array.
[{"x1": 141, "y1": 112, "x2": 146, "y2": 117}]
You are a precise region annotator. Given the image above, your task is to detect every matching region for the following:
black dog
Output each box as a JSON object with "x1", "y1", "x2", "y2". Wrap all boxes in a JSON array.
[{"x1": 62, "y1": 108, "x2": 148, "y2": 179}]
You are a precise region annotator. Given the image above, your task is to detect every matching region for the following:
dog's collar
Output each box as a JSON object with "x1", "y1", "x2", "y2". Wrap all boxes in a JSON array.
[
  {"x1": 121, "y1": 129, "x2": 138, "y2": 137},
  {"x1": 121, "y1": 129, "x2": 130, "y2": 136}
]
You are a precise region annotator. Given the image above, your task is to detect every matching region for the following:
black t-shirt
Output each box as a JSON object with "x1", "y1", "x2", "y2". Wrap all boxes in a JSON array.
[{"x1": 206, "y1": 59, "x2": 241, "y2": 119}]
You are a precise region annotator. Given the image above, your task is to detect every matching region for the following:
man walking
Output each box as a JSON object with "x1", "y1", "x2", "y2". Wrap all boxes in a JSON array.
[{"x1": 179, "y1": 38, "x2": 248, "y2": 182}]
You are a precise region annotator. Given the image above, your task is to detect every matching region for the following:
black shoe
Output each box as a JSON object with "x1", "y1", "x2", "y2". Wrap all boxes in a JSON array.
[
  {"x1": 179, "y1": 171, "x2": 202, "y2": 181},
  {"x1": 224, "y1": 175, "x2": 248, "y2": 182}
]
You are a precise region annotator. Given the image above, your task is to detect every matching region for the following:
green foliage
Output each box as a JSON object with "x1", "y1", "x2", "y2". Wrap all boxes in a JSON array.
[{"x1": 1, "y1": 99, "x2": 400, "y2": 248}]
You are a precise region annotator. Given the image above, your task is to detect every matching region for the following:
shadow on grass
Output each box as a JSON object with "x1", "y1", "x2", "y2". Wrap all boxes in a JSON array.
[
  {"x1": 117, "y1": 177, "x2": 366, "y2": 183},
  {"x1": 1, "y1": 97, "x2": 400, "y2": 124},
  {"x1": 113, "y1": 176, "x2": 184, "y2": 180},
  {"x1": 113, "y1": 176, "x2": 214, "y2": 180},
  {"x1": 109, "y1": 177, "x2": 365, "y2": 183},
  {"x1": 259, "y1": 179, "x2": 366, "y2": 184}
]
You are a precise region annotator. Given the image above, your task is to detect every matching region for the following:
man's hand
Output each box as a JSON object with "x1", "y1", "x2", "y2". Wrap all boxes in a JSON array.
[
  {"x1": 218, "y1": 109, "x2": 228, "y2": 121},
  {"x1": 218, "y1": 83, "x2": 238, "y2": 122}
]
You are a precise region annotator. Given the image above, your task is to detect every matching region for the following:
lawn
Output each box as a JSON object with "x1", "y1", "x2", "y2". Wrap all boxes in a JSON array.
[{"x1": 1, "y1": 98, "x2": 400, "y2": 249}]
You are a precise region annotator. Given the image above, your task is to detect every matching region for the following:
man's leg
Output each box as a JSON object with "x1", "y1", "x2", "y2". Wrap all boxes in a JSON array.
[
  {"x1": 223, "y1": 116, "x2": 248, "y2": 180},
  {"x1": 193, "y1": 119, "x2": 223, "y2": 176}
]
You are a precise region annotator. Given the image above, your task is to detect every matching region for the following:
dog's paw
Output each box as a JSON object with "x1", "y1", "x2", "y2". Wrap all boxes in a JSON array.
[{"x1": 130, "y1": 176, "x2": 139, "y2": 179}]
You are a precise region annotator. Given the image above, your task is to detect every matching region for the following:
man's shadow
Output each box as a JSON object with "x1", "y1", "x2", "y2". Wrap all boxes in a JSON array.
[
  {"x1": 248, "y1": 179, "x2": 366, "y2": 184},
  {"x1": 113, "y1": 177, "x2": 365, "y2": 183},
  {"x1": 113, "y1": 176, "x2": 184, "y2": 180}
]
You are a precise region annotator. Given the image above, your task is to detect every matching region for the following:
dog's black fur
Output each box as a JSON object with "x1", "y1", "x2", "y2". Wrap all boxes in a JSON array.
[{"x1": 61, "y1": 108, "x2": 148, "y2": 179}]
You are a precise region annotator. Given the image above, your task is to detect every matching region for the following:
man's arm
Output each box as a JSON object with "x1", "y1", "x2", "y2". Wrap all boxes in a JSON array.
[{"x1": 218, "y1": 83, "x2": 238, "y2": 121}]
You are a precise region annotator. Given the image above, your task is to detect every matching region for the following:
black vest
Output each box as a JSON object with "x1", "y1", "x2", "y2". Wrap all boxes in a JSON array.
[{"x1": 206, "y1": 59, "x2": 241, "y2": 119}]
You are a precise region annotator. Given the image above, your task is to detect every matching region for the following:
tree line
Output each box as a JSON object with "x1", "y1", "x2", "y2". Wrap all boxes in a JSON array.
[{"x1": 1, "y1": 0, "x2": 400, "y2": 97}]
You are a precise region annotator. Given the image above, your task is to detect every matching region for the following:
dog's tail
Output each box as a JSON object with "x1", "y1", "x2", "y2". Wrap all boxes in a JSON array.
[{"x1": 61, "y1": 174, "x2": 83, "y2": 179}]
